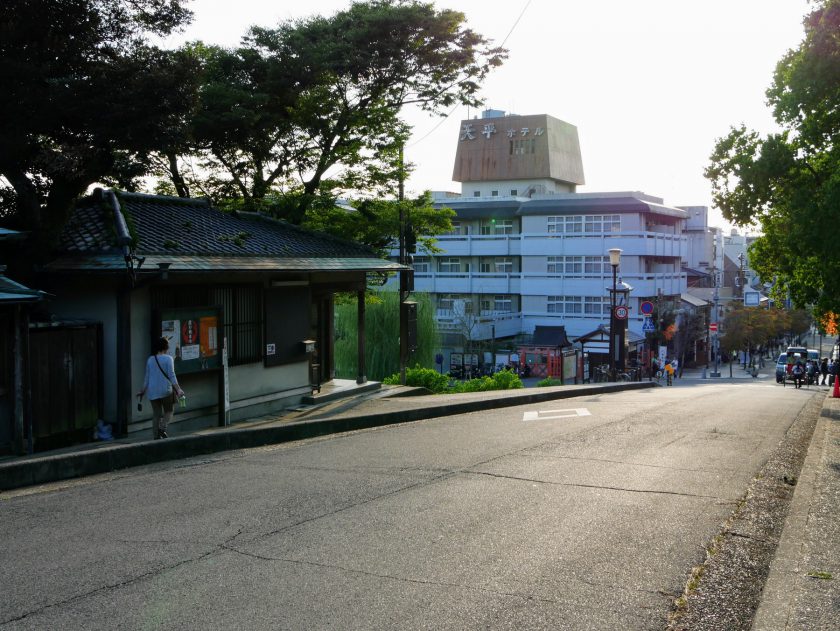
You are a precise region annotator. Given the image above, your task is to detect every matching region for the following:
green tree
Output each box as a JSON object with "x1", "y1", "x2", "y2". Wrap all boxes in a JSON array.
[
  {"x1": 300, "y1": 193, "x2": 454, "y2": 256},
  {"x1": 719, "y1": 304, "x2": 790, "y2": 363},
  {"x1": 705, "y1": 0, "x2": 840, "y2": 320},
  {"x1": 166, "y1": 0, "x2": 506, "y2": 223},
  {"x1": 0, "y1": 0, "x2": 199, "y2": 253},
  {"x1": 334, "y1": 291, "x2": 438, "y2": 380}
]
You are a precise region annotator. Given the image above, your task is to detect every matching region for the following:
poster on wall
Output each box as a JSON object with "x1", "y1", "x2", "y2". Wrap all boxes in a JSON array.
[{"x1": 158, "y1": 307, "x2": 222, "y2": 374}]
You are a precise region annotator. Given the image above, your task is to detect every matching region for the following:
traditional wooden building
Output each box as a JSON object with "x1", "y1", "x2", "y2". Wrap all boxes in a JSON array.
[{"x1": 30, "y1": 189, "x2": 402, "y2": 445}]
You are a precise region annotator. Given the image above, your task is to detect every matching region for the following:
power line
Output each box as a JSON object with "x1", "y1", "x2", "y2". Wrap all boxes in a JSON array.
[
  {"x1": 500, "y1": 0, "x2": 533, "y2": 48},
  {"x1": 407, "y1": 0, "x2": 533, "y2": 148}
]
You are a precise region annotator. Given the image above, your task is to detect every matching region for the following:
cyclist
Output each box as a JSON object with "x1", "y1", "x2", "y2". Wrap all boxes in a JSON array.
[{"x1": 664, "y1": 361, "x2": 674, "y2": 386}]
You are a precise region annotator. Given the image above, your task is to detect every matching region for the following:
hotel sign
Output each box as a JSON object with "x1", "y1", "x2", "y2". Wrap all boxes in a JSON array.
[{"x1": 460, "y1": 123, "x2": 545, "y2": 141}]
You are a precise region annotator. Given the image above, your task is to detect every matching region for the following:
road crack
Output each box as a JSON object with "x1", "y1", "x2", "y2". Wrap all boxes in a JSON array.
[
  {"x1": 464, "y1": 470, "x2": 728, "y2": 501},
  {"x1": 220, "y1": 546, "x2": 559, "y2": 604}
]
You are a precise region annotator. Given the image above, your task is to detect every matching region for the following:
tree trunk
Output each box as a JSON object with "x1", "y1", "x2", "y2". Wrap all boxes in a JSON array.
[{"x1": 167, "y1": 152, "x2": 190, "y2": 198}]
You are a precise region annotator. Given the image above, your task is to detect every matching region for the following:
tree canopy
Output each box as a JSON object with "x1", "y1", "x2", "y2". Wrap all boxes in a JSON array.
[
  {"x1": 160, "y1": 0, "x2": 506, "y2": 224},
  {"x1": 718, "y1": 304, "x2": 811, "y2": 356},
  {"x1": 0, "y1": 0, "x2": 199, "y2": 250},
  {"x1": 705, "y1": 0, "x2": 840, "y2": 321}
]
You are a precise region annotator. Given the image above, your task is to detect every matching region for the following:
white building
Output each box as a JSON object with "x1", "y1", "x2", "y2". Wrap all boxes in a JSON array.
[{"x1": 398, "y1": 110, "x2": 696, "y2": 364}]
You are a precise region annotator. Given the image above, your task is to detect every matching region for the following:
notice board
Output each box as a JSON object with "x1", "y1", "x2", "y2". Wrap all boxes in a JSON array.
[{"x1": 158, "y1": 306, "x2": 223, "y2": 374}]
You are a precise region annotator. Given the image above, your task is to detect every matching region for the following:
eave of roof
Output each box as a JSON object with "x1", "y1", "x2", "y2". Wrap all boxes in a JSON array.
[
  {"x1": 433, "y1": 195, "x2": 689, "y2": 220},
  {"x1": 522, "y1": 196, "x2": 688, "y2": 218},
  {"x1": 0, "y1": 275, "x2": 44, "y2": 303},
  {"x1": 43, "y1": 255, "x2": 405, "y2": 273}
]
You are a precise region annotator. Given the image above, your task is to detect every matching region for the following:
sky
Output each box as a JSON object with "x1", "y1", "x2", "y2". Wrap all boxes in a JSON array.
[{"x1": 165, "y1": 0, "x2": 814, "y2": 233}]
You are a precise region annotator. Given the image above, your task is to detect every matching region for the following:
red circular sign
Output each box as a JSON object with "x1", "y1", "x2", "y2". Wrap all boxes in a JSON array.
[
  {"x1": 181, "y1": 319, "x2": 199, "y2": 345},
  {"x1": 640, "y1": 301, "x2": 654, "y2": 315},
  {"x1": 614, "y1": 306, "x2": 629, "y2": 320}
]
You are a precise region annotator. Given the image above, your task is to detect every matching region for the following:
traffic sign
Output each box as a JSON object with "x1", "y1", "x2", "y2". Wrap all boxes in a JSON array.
[
  {"x1": 614, "y1": 305, "x2": 629, "y2": 320},
  {"x1": 642, "y1": 318, "x2": 655, "y2": 332},
  {"x1": 709, "y1": 322, "x2": 718, "y2": 332},
  {"x1": 640, "y1": 301, "x2": 654, "y2": 315}
]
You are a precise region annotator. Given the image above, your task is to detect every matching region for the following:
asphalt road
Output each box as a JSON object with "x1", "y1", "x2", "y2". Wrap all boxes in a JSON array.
[{"x1": 0, "y1": 380, "x2": 823, "y2": 630}]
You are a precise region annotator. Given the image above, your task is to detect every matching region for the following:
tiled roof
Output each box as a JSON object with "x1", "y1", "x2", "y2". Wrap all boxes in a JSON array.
[
  {"x1": 0, "y1": 274, "x2": 43, "y2": 303},
  {"x1": 59, "y1": 191, "x2": 387, "y2": 261}
]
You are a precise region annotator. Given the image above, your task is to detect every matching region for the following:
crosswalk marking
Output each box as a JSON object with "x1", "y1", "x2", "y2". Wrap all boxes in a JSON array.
[{"x1": 522, "y1": 408, "x2": 591, "y2": 421}]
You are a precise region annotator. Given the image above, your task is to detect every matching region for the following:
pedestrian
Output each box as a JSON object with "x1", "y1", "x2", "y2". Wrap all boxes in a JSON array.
[
  {"x1": 806, "y1": 360, "x2": 817, "y2": 386},
  {"x1": 671, "y1": 357, "x2": 679, "y2": 378},
  {"x1": 664, "y1": 361, "x2": 674, "y2": 386},
  {"x1": 137, "y1": 336, "x2": 184, "y2": 439},
  {"x1": 820, "y1": 357, "x2": 829, "y2": 385},
  {"x1": 791, "y1": 359, "x2": 805, "y2": 389}
]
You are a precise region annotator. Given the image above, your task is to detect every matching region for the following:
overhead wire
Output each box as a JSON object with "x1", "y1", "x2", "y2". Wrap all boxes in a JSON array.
[{"x1": 406, "y1": 0, "x2": 533, "y2": 148}]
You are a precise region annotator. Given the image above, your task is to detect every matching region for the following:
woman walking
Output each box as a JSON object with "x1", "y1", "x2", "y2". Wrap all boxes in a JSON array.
[{"x1": 137, "y1": 337, "x2": 184, "y2": 439}]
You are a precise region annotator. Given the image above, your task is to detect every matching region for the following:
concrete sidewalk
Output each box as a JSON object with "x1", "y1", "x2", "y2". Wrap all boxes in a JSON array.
[
  {"x1": 0, "y1": 380, "x2": 652, "y2": 492},
  {"x1": 751, "y1": 393, "x2": 840, "y2": 630}
]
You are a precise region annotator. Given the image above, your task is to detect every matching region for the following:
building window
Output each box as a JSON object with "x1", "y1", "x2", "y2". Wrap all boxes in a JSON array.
[
  {"x1": 480, "y1": 219, "x2": 514, "y2": 235},
  {"x1": 495, "y1": 257, "x2": 513, "y2": 273},
  {"x1": 584, "y1": 296, "x2": 610, "y2": 315},
  {"x1": 547, "y1": 296, "x2": 590, "y2": 315},
  {"x1": 494, "y1": 295, "x2": 512, "y2": 312},
  {"x1": 491, "y1": 190, "x2": 499, "y2": 197},
  {"x1": 563, "y1": 257, "x2": 582, "y2": 275},
  {"x1": 448, "y1": 221, "x2": 462, "y2": 235},
  {"x1": 413, "y1": 257, "x2": 430, "y2": 273},
  {"x1": 439, "y1": 257, "x2": 461, "y2": 273},
  {"x1": 547, "y1": 216, "x2": 584, "y2": 233},
  {"x1": 473, "y1": 191, "x2": 481, "y2": 197},
  {"x1": 510, "y1": 189, "x2": 518, "y2": 196},
  {"x1": 439, "y1": 294, "x2": 468, "y2": 311},
  {"x1": 510, "y1": 139, "x2": 535, "y2": 155},
  {"x1": 584, "y1": 214, "x2": 621, "y2": 232},
  {"x1": 584, "y1": 256, "x2": 609, "y2": 274},
  {"x1": 547, "y1": 256, "x2": 583, "y2": 275}
]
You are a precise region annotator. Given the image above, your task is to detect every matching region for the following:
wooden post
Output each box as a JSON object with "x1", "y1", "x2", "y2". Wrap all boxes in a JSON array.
[
  {"x1": 12, "y1": 305, "x2": 25, "y2": 454},
  {"x1": 357, "y1": 290, "x2": 366, "y2": 384},
  {"x1": 116, "y1": 286, "x2": 131, "y2": 437}
]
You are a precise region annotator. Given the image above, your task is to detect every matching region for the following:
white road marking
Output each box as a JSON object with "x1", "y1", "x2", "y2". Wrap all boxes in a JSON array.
[{"x1": 522, "y1": 408, "x2": 591, "y2": 421}]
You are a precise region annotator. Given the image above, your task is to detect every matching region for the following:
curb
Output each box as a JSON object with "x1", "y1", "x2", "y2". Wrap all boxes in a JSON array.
[
  {"x1": 751, "y1": 394, "x2": 838, "y2": 630},
  {"x1": 0, "y1": 381, "x2": 653, "y2": 492}
]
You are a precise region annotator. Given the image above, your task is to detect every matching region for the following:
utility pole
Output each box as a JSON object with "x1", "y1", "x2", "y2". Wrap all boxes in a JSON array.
[
  {"x1": 711, "y1": 271, "x2": 721, "y2": 377},
  {"x1": 398, "y1": 144, "x2": 416, "y2": 385}
]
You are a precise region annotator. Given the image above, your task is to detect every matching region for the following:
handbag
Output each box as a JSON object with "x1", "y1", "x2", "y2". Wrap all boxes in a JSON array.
[{"x1": 154, "y1": 355, "x2": 179, "y2": 404}]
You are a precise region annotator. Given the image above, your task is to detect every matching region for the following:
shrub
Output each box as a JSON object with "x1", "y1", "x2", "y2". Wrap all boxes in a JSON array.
[
  {"x1": 383, "y1": 365, "x2": 449, "y2": 393},
  {"x1": 455, "y1": 376, "x2": 494, "y2": 393},
  {"x1": 489, "y1": 369, "x2": 524, "y2": 390},
  {"x1": 536, "y1": 377, "x2": 563, "y2": 387}
]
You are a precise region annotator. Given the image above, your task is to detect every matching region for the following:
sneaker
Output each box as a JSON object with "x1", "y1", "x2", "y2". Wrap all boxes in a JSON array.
[{"x1": 159, "y1": 431, "x2": 168, "y2": 439}]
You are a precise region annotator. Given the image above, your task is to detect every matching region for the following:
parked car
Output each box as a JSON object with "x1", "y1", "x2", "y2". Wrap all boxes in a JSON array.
[
  {"x1": 776, "y1": 350, "x2": 813, "y2": 384},
  {"x1": 775, "y1": 353, "x2": 788, "y2": 383}
]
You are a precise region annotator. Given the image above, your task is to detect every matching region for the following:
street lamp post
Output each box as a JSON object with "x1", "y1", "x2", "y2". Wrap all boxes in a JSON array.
[{"x1": 608, "y1": 248, "x2": 622, "y2": 381}]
